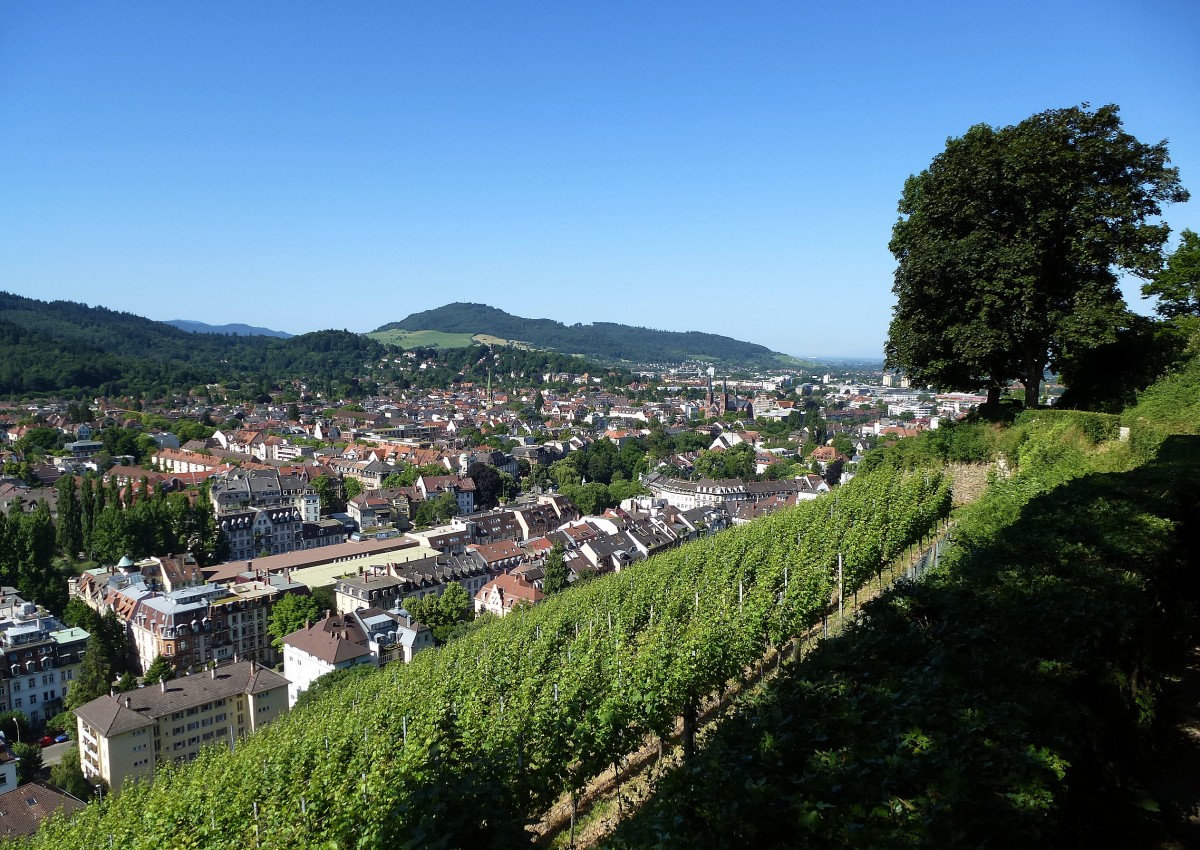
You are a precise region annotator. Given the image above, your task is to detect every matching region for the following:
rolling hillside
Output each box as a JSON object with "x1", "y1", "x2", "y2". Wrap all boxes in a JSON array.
[
  {"x1": 0, "y1": 292, "x2": 384, "y2": 397},
  {"x1": 371, "y1": 302, "x2": 809, "y2": 367}
]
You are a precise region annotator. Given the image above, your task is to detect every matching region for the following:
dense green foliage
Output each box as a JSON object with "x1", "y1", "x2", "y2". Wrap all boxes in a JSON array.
[
  {"x1": 886, "y1": 104, "x2": 1188, "y2": 407},
  {"x1": 0, "y1": 292, "x2": 387, "y2": 398},
  {"x1": 606, "y1": 407, "x2": 1200, "y2": 848},
  {"x1": 26, "y1": 456, "x2": 948, "y2": 848},
  {"x1": 49, "y1": 746, "x2": 95, "y2": 801},
  {"x1": 1143, "y1": 228, "x2": 1200, "y2": 318},
  {"x1": 395, "y1": 341, "x2": 623, "y2": 390},
  {"x1": 0, "y1": 498, "x2": 66, "y2": 611},
  {"x1": 374, "y1": 302, "x2": 795, "y2": 367},
  {"x1": 266, "y1": 595, "x2": 320, "y2": 652},
  {"x1": 13, "y1": 742, "x2": 43, "y2": 785}
]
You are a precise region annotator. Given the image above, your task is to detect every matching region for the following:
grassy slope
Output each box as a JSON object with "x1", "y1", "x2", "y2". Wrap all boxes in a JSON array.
[
  {"x1": 366, "y1": 329, "x2": 480, "y2": 348},
  {"x1": 604, "y1": 377, "x2": 1200, "y2": 848}
]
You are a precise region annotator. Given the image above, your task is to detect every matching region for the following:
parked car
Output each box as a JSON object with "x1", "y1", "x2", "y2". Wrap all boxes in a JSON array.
[
  {"x1": 37, "y1": 735, "x2": 54, "y2": 748},
  {"x1": 54, "y1": 733, "x2": 69, "y2": 743}
]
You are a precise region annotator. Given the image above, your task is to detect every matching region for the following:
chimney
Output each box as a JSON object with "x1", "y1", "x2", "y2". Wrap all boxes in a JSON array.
[
  {"x1": 160, "y1": 679, "x2": 166, "y2": 693},
  {"x1": 211, "y1": 665, "x2": 216, "y2": 679},
  {"x1": 125, "y1": 696, "x2": 132, "y2": 708}
]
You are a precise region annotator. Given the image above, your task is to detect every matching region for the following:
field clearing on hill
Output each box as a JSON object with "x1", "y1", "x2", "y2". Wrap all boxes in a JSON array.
[
  {"x1": 366, "y1": 329, "x2": 477, "y2": 348},
  {"x1": 366, "y1": 328, "x2": 533, "y2": 349}
]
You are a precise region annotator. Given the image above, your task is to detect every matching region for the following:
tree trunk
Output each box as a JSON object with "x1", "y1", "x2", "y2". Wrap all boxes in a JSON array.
[
  {"x1": 1024, "y1": 368, "x2": 1042, "y2": 409},
  {"x1": 682, "y1": 697, "x2": 698, "y2": 759},
  {"x1": 1023, "y1": 344, "x2": 1045, "y2": 409},
  {"x1": 986, "y1": 384, "x2": 1001, "y2": 406}
]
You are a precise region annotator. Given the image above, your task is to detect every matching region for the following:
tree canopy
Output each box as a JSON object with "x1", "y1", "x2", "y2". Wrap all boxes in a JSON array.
[
  {"x1": 1143, "y1": 228, "x2": 1200, "y2": 319},
  {"x1": 266, "y1": 593, "x2": 319, "y2": 651},
  {"x1": 886, "y1": 104, "x2": 1189, "y2": 408}
]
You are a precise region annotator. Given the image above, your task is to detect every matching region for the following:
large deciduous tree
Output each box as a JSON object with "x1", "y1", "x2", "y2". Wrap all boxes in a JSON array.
[{"x1": 886, "y1": 104, "x2": 1188, "y2": 408}]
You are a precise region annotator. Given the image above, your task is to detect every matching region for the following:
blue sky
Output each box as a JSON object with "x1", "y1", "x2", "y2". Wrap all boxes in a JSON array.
[{"x1": 3, "y1": 1, "x2": 1198, "y2": 358}]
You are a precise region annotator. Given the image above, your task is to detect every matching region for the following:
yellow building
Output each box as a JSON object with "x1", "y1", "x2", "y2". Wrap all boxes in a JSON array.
[{"x1": 74, "y1": 660, "x2": 289, "y2": 792}]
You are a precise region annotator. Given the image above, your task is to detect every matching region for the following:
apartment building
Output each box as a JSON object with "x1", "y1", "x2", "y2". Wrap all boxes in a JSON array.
[
  {"x1": 74, "y1": 659, "x2": 288, "y2": 792},
  {"x1": 332, "y1": 554, "x2": 492, "y2": 616},
  {"x1": 0, "y1": 591, "x2": 90, "y2": 725},
  {"x1": 73, "y1": 564, "x2": 307, "y2": 675}
]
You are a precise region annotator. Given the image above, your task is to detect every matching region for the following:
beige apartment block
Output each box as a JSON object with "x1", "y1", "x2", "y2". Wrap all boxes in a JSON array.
[{"x1": 74, "y1": 660, "x2": 288, "y2": 792}]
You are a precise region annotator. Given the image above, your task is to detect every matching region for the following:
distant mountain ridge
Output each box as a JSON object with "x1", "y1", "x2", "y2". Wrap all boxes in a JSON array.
[
  {"x1": 166, "y1": 319, "x2": 293, "y2": 338},
  {"x1": 372, "y1": 303, "x2": 805, "y2": 367}
]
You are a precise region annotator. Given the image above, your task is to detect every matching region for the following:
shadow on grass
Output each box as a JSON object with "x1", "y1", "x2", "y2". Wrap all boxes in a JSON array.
[{"x1": 602, "y1": 436, "x2": 1200, "y2": 850}]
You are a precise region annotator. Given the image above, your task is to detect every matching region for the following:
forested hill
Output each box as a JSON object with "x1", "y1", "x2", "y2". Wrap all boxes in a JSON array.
[
  {"x1": 0, "y1": 292, "x2": 384, "y2": 398},
  {"x1": 373, "y1": 302, "x2": 803, "y2": 367}
]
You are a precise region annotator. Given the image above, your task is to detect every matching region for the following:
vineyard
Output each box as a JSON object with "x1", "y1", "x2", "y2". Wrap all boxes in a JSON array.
[
  {"x1": 602, "y1": 418, "x2": 1200, "y2": 848},
  {"x1": 27, "y1": 459, "x2": 951, "y2": 849}
]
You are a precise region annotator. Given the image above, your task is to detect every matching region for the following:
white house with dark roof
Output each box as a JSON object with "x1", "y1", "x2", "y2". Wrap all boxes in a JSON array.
[{"x1": 282, "y1": 612, "x2": 377, "y2": 707}]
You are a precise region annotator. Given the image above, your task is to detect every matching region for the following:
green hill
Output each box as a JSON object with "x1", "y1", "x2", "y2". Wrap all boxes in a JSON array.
[
  {"x1": 0, "y1": 291, "x2": 385, "y2": 398},
  {"x1": 371, "y1": 302, "x2": 807, "y2": 367}
]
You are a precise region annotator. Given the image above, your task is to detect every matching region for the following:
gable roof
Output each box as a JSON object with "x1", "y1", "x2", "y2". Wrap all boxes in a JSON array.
[
  {"x1": 282, "y1": 613, "x2": 372, "y2": 665},
  {"x1": 0, "y1": 782, "x2": 87, "y2": 839},
  {"x1": 73, "y1": 660, "x2": 288, "y2": 736}
]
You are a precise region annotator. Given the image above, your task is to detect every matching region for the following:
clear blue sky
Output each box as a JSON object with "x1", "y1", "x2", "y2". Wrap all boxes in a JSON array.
[{"x1": 3, "y1": 1, "x2": 1198, "y2": 359}]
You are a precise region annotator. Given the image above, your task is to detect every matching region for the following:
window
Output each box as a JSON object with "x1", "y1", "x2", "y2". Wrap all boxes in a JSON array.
[
  {"x1": 215, "y1": 713, "x2": 226, "y2": 723},
  {"x1": 26, "y1": 677, "x2": 34, "y2": 688},
  {"x1": 172, "y1": 726, "x2": 184, "y2": 736},
  {"x1": 28, "y1": 695, "x2": 35, "y2": 705},
  {"x1": 186, "y1": 707, "x2": 198, "y2": 717},
  {"x1": 187, "y1": 722, "x2": 199, "y2": 731}
]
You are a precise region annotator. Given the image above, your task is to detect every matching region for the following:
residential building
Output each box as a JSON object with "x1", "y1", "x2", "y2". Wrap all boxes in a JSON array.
[
  {"x1": 0, "y1": 593, "x2": 90, "y2": 725},
  {"x1": 0, "y1": 782, "x2": 86, "y2": 839},
  {"x1": 217, "y1": 506, "x2": 303, "y2": 562},
  {"x1": 74, "y1": 660, "x2": 289, "y2": 792},
  {"x1": 0, "y1": 738, "x2": 16, "y2": 792},
  {"x1": 473, "y1": 573, "x2": 545, "y2": 618},
  {"x1": 282, "y1": 612, "x2": 377, "y2": 707},
  {"x1": 350, "y1": 607, "x2": 433, "y2": 665},
  {"x1": 332, "y1": 554, "x2": 491, "y2": 616}
]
